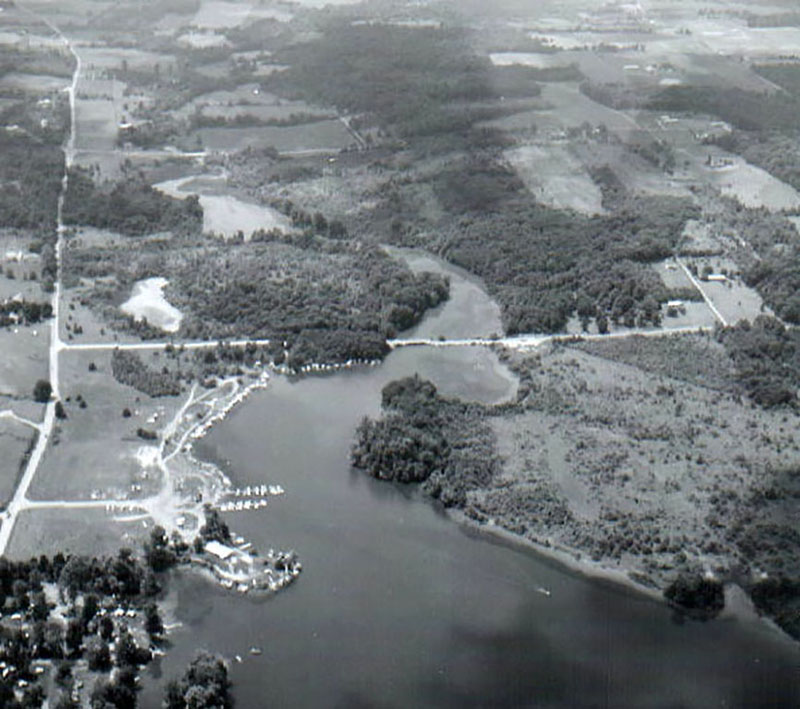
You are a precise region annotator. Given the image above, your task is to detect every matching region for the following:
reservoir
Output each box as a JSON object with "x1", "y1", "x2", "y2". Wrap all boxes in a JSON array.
[{"x1": 140, "y1": 258, "x2": 800, "y2": 708}]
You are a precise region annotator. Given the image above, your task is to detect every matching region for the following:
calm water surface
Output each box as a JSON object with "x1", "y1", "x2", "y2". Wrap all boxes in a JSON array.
[{"x1": 138, "y1": 259, "x2": 799, "y2": 708}]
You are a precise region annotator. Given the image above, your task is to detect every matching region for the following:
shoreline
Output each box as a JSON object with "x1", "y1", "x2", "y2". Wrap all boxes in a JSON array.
[
  {"x1": 447, "y1": 507, "x2": 665, "y2": 604},
  {"x1": 448, "y1": 507, "x2": 799, "y2": 644}
]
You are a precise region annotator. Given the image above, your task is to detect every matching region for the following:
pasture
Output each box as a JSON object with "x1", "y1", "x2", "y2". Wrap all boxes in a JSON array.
[
  {"x1": 504, "y1": 143, "x2": 604, "y2": 215},
  {"x1": 6, "y1": 507, "x2": 148, "y2": 560},
  {"x1": 197, "y1": 119, "x2": 354, "y2": 154},
  {"x1": 0, "y1": 325, "x2": 49, "y2": 400},
  {"x1": 28, "y1": 348, "x2": 178, "y2": 501},
  {"x1": 0, "y1": 418, "x2": 34, "y2": 509}
]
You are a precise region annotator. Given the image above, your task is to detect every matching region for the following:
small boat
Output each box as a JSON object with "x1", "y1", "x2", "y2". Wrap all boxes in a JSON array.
[
  {"x1": 234, "y1": 655, "x2": 243, "y2": 664},
  {"x1": 249, "y1": 646, "x2": 263, "y2": 656},
  {"x1": 536, "y1": 586, "x2": 551, "y2": 597}
]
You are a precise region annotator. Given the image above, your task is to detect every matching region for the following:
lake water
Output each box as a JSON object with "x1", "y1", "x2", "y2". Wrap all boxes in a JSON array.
[
  {"x1": 138, "y1": 257, "x2": 800, "y2": 708},
  {"x1": 154, "y1": 175, "x2": 292, "y2": 239}
]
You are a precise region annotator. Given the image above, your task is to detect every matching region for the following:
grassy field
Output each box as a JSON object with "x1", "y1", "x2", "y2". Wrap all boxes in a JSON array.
[
  {"x1": 684, "y1": 256, "x2": 774, "y2": 325},
  {"x1": 197, "y1": 120, "x2": 354, "y2": 153},
  {"x1": 479, "y1": 341, "x2": 800, "y2": 588},
  {"x1": 504, "y1": 143, "x2": 604, "y2": 215},
  {"x1": 29, "y1": 348, "x2": 179, "y2": 501},
  {"x1": 0, "y1": 418, "x2": 34, "y2": 508},
  {"x1": 6, "y1": 507, "x2": 148, "y2": 560},
  {"x1": 0, "y1": 324, "x2": 49, "y2": 400}
]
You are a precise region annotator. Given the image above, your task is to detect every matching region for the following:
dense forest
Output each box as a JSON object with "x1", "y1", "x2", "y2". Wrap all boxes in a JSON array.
[
  {"x1": 62, "y1": 169, "x2": 203, "y2": 237},
  {"x1": 718, "y1": 316, "x2": 800, "y2": 407},
  {"x1": 66, "y1": 233, "x2": 449, "y2": 365},
  {"x1": 271, "y1": 21, "x2": 535, "y2": 148},
  {"x1": 421, "y1": 158, "x2": 699, "y2": 333},
  {"x1": 352, "y1": 376, "x2": 499, "y2": 507},
  {"x1": 168, "y1": 239, "x2": 449, "y2": 359},
  {"x1": 0, "y1": 131, "x2": 64, "y2": 234}
]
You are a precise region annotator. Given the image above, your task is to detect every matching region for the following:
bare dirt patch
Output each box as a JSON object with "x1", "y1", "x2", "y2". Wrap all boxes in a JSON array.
[{"x1": 504, "y1": 143, "x2": 604, "y2": 215}]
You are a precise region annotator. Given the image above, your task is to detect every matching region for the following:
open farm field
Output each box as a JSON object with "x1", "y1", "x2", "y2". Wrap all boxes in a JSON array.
[
  {"x1": 177, "y1": 32, "x2": 230, "y2": 49},
  {"x1": 533, "y1": 83, "x2": 641, "y2": 140},
  {"x1": 683, "y1": 256, "x2": 773, "y2": 326},
  {"x1": 154, "y1": 174, "x2": 293, "y2": 238},
  {"x1": 0, "y1": 325, "x2": 49, "y2": 399},
  {"x1": 0, "y1": 31, "x2": 64, "y2": 51},
  {"x1": 711, "y1": 159, "x2": 800, "y2": 212},
  {"x1": 6, "y1": 507, "x2": 148, "y2": 560},
  {"x1": 691, "y1": 26, "x2": 800, "y2": 57},
  {"x1": 504, "y1": 143, "x2": 603, "y2": 215},
  {"x1": 78, "y1": 46, "x2": 178, "y2": 74},
  {"x1": 190, "y1": 0, "x2": 293, "y2": 29},
  {"x1": 489, "y1": 52, "x2": 577, "y2": 70},
  {"x1": 679, "y1": 219, "x2": 723, "y2": 255},
  {"x1": 173, "y1": 86, "x2": 333, "y2": 124},
  {"x1": 60, "y1": 281, "x2": 140, "y2": 345},
  {"x1": 200, "y1": 102, "x2": 332, "y2": 123},
  {"x1": 29, "y1": 348, "x2": 178, "y2": 501},
  {"x1": 197, "y1": 119, "x2": 354, "y2": 154},
  {"x1": 0, "y1": 418, "x2": 34, "y2": 509},
  {"x1": 0, "y1": 72, "x2": 68, "y2": 93},
  {"x1": 74, "y1": 97, "x2": 118, "y2": 150},
  {"x1": 574, "y1": 142, "x2": 691, "y2": 198}
]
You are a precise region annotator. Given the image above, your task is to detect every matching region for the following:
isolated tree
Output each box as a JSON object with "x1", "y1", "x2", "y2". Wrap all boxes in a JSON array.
[
  {"x1": 145, "y1": 602, "x2": 164, "y2": 640},
  {"x1": 33, "y1": 379, "x2": 52, "y2": 403}
]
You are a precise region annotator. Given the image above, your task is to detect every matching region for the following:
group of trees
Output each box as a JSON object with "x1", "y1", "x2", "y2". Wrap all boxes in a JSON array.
[
  {"x1": 718, "y1": 316, "x2": 800, "y2": 407},
  {"x1": 0, "y1": 299, "x2": 52, "y2": 328},
  {"x1": 167, "y1": 237, "x2": 448, "y2": 360},
  {"x1": 0, "y1": 131, "x2": 64, "y2": 234},
  {"x1": 664, "y1": 572, "x2": 725, "y2": 619},
  {"x1": 111, "y1": 349, "x2": 182, "y2": 398},
  {"x1": 62, "y1": 169, "x2": 203, "y2": 237},
  {"x1": 430, "y1": 158, "x2": 699, "y2": 333},
  {"x1": 744, "y1": 251, "x2": 800, "y2": 325},
  {"x1": 163, "y1": 652, "x2": 232, "y2": 709},
  {"x1": 352, "y1": 376, "x2": 499, "y2": 507},
  {"x1": 0, "y1": 534, "x2": 184, "y2": 707},
  {"x1": 273, "y1": 21, "x2": 507, "y2": 142}
]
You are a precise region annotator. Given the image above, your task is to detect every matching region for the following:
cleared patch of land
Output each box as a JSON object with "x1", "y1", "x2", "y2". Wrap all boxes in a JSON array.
[
  {"x1": 0, "y1": 323, "x2": 49, "y2": 399},
  {"x1": 121, "y1": 277, "x2": 183, "y2": 333},
  {"x1": 504, "y1": 143, "x2": 604, "y2": 215}
]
